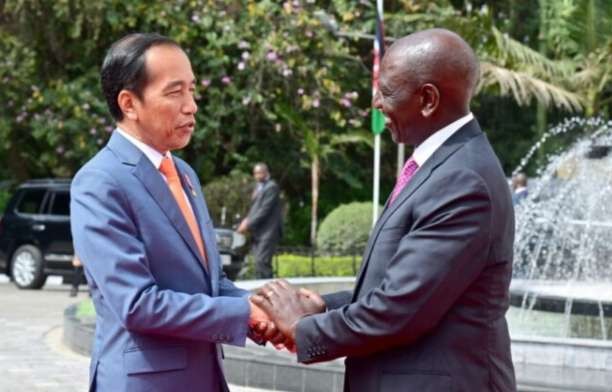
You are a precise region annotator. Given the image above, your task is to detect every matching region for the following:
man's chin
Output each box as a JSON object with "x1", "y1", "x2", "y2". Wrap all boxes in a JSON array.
[{"x1": 169, "y1": 136, "x2": 192, "y2": 151}]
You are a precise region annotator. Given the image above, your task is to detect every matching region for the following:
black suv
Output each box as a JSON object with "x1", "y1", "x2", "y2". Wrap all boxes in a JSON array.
[{"x1": 0, "y1": 179, "x2": 248, "y2": 289}]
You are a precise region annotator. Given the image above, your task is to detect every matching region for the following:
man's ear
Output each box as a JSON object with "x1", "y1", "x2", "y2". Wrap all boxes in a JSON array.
[
  {"x1": 117, "y1": 90, "x2": 139, "y2": 121},
  {"x1": 419, "y1": 83, "x2": 440, "y2": 118}
]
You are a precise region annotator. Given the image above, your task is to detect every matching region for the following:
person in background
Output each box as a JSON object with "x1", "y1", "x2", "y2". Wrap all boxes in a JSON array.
[
  {"x1": 69, "y1": 254, "x2": 84, "y2": 297},
  {"x1": 512, "y1": 172, "x2": 528, "y2": 205},
  {"x1": 237, "y1": 163, "x2": 283, "y2": 279}
]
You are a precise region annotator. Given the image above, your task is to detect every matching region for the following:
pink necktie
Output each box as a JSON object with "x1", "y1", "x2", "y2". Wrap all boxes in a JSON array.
[{"x1": 389, "y1": 157, "x2": 419, "y2": 205}]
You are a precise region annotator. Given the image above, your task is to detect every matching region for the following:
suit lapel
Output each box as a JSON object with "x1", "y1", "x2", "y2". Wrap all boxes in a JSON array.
[
  {"x1": 132, "y1": 157, "x2": 209, "y2": 279},
  {"x1": 352, "y1": 120, "x2": 483, "y2": 299}
]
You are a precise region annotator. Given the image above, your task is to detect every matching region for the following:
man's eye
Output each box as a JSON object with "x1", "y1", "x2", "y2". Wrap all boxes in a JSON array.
[{"x1": 167, "y1": 91, "x2": 181, "y2": 96}]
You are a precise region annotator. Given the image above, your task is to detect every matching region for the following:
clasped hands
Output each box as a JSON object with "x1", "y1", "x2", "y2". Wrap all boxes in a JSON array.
[{"x1": 248, "y1": 279, "x2": 325, "y2": 352}]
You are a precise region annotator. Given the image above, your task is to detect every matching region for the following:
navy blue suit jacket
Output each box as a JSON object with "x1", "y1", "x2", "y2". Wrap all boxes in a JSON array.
[{"x1": 295, "y1": 120, "x2": 517, "y2": 392}]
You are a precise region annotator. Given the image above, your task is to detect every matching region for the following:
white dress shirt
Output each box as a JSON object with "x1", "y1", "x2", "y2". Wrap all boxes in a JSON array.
[{"x1": 412, "y1": 112, "x2": 474, "y2": 167}]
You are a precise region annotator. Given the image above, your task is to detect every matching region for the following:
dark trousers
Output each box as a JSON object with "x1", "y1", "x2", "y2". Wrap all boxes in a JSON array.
[
  {"x1": 71, "y1": 266, "x2": 84, "y2": 292},
  {"x1": 252, "y1": 236, "x2": 279, "y2": 279}
]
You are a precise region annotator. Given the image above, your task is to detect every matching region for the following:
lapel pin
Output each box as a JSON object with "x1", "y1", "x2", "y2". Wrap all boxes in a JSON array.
[{"x1": 184, "y1": 174, "x2": 197, "y2": 197}]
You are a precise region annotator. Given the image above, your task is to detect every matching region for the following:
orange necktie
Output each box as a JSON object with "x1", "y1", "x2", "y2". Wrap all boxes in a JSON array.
[{"x1": 159, "y1": 156, "x2": 207, "y2": 269}]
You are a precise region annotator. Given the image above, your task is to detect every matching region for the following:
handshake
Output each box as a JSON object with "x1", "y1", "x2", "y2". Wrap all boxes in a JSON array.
[{"x1": 248, "y1": 279, "x2": 326, "y2": 352}]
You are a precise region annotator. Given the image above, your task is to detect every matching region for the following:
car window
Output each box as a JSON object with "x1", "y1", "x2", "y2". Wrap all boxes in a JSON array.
[
  {"x1": 16, "y1": 189, "x2": 47, "y2": 214},
  {"x1": 49, "y1": 192, "x2": 70, "y2": 216}
]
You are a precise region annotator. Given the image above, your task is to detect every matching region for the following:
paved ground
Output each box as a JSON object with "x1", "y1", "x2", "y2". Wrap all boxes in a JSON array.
[{"x1": 0, "y1": 276, "x2": 270, "y2": 391}]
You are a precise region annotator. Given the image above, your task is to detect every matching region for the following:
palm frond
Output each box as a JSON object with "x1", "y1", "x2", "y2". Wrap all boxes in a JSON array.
[
  {"x1": 478, "y1": 62, "x2": 584, "y2": 112},
  {"x1": 330, "y1": 132, "x2": 373, "y2": 147},
  {"x1": 490, "y1": 27, "x2": 572, "y2": 79}
]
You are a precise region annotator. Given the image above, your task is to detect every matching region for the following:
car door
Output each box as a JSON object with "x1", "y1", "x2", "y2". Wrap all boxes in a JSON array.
[
  {"x1": 9, "y1": 188, "x2": 50, "y2": 250},
  {"x1": 39, "y1": 190, "x2": 73, "y2": 268}
]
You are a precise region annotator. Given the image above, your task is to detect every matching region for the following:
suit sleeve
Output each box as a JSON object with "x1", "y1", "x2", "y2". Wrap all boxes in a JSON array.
[
  {"x1": 247, "y1": 182, "x2": 280, "y2": 230},
  {"x1": 218, "y1": 268, "x2": 249, "y2": 298},
  {"x1": 322, "y1": 291, "x2": 352, "y2": 310},
  {"x1": 70, "y1": 168, "x2": 250, "y2": 346},
  {"x1": 295, "y1": 170, "x2": 493, "y2": 363}
]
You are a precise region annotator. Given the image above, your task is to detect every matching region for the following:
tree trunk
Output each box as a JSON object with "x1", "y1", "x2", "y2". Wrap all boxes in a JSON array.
[{"x1": 310, "y1": 154, "x2": 320, "y2": 247}]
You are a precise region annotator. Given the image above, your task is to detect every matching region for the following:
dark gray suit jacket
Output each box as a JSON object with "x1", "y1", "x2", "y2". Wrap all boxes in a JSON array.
[
  {"x1": 247, "y1": 179, "x2": 283, "y2": 240},
  {"x1": 295, "y1": 120, "x2": 516, "y2": 392}
]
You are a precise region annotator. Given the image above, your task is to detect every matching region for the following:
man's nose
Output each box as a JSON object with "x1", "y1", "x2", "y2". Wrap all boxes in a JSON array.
[{"x1": 183, "y1": 94, "x2": 198, "y2": 114}]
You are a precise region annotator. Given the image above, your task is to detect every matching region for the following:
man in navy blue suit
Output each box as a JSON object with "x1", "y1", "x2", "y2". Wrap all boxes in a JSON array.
[
  {"x1": 254, "y1": 29, "x2": 517, "y2": 392},
  {"x1": 71, "y1": 33, "x2": 273, "y2": 392}
]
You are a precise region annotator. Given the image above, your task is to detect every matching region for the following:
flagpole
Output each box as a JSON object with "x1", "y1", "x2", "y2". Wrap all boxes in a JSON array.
[
  {"x1": 372, "y1": 0, "x2": 384, "y2": 227},
  {"x1": 373, "y1": 133, "x2": 381, "y2": 227}
]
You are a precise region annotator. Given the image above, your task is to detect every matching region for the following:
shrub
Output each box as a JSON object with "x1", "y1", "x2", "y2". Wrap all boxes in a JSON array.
[
  {"x1": 274, "y1": 253, "x2": 359, "y2": 277},
  {"x1": 316, "y1": 202, "x2": 380, "y2": 253}
]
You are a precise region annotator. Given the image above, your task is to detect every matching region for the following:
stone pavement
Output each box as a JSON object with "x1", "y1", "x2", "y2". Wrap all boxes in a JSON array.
[{"x1": 0, "y1": 276, "x2": 273, "y2": 392}]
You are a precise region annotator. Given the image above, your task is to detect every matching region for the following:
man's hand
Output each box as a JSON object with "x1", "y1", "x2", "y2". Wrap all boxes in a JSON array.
[
  {"x1": 249, "y1": 297, "x2": 293, "y2": 349},
  {"x1": 297, "y1": 287, "x2": 326, "y2": 314},
  {"x1": 237, "y1": 219, "x2": 249, "y2": 234},
  {"x1": 251, "y1": 280, "x2": 326, "y2": 342}
]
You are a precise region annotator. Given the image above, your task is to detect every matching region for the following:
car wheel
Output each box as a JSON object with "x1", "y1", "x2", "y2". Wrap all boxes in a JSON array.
[{"x1": 10, "y1": 245, "x2": 46, "y2": 289}]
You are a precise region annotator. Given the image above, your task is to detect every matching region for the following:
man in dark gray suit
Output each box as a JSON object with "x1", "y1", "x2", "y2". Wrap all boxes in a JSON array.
[
  {"x1": 238, "y1": 163, "x2": 283, "y2": 279},
  {"x1": 253, "y1": 28, "x2": 516, "y2": 392}
]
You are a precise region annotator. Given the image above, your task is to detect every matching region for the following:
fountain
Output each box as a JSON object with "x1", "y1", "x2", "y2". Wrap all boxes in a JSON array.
[{"x1": 507, "y1": 117, "x2": 612, "y2": 389}]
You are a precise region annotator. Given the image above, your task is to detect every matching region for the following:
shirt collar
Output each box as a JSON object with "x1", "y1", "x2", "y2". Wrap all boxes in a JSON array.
[
  {"x1": 115, "y1": 127, "x2": 171, "y2": 170},
  {"x1": 412, "y1": 112, "x2": 474, "y2": 167}
]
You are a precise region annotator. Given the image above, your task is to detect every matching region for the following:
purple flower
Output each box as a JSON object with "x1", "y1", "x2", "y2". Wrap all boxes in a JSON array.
[
  {"x1": 266, "y1": 51, "x2": 278, "y2": 61},
  {"x1": 312, "y1": 98, "x2": 320, "y2": 108},
  {"x1": 238, "y1": 40, "x2": 250, "y2": 49},
  {"x1": 221, "y1": 76, "x2": 231, "y2": 85},
  {"x1": 237, "y1": 62, "x2": 246, "y2": 71},
  {"x1": 282, "y1": 68, "x2": 293, "y2": 77},
  {"x1": 305, "y1": 30, "x2": 313, "y2": 38},
  {"x1": 90, "y1": 128, "x2": 97, "y2": 135},
  {"x1": 201, "y1": 79, "x2": 211, "y2": 88},
  {"x1": 56, "y1": 146, "x2": 65, "y2": 155},
  {"x1": 105, "y1": 126, "x2": 113, "y2": 133},
  {"x1": 345, "y1": 91, "x2": 359, "y2": 100},
  {"x1": 191, "y1": 14, "x2": 201, "y2": 23},
  {"x1": 340, "y1": 98, "x2": 352, "y2": 108},
  {"x1": 297, "y1": 88, "x2": 304, "y2": 95},
  {"x1": 15, "y1": 112, "x2": 27, "y2": 123}
]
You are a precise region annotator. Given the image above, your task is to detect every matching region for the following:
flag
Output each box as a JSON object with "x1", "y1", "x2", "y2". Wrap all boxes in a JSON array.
[{"x1": 371, "y1": 1, "x2": 385, "y2": 135}]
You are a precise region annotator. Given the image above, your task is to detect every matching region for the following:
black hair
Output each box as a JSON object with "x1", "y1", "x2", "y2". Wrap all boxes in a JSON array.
[{"x1": 100, "y1": 33, "x2": 180, "y2": 121}]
